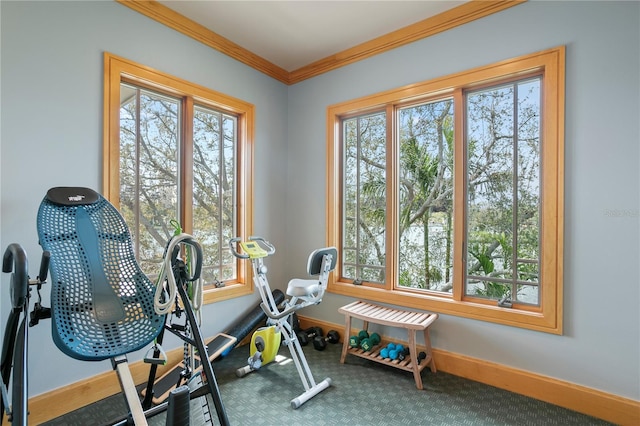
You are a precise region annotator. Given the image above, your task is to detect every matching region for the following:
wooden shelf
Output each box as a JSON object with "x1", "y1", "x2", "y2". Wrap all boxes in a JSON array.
[{"x1": 345, "y1": 343, "x2": 433, "y2": 374}]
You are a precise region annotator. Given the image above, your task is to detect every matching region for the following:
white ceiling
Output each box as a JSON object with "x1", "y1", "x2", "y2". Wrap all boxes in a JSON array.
[{"x1": 157, "y1": 1, "x2": 467, "y2": 72}]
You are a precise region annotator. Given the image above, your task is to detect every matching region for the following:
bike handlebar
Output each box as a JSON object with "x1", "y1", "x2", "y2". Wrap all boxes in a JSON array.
[
  {"x1": 229, "y1": 236, "x2": 276, "y2": 259},
  {"x1": 228, "y1": 237, "x2": 248, "y2": 259}
]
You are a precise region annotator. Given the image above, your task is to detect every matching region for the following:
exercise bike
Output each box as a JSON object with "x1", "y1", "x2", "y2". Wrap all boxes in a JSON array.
[{"x1": 229, "y1": 236, "x2": 337, "y2": 409}]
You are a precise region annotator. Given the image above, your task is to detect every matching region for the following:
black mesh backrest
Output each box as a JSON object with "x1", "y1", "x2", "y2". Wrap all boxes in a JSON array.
[{"x1": 37, "y1": 187, "x2": 165, "y2": 361}]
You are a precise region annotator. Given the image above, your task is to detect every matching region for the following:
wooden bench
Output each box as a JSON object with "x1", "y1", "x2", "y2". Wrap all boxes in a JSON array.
[{"x1": 338, "y1": 301, "x2": 438, "y2": 390}]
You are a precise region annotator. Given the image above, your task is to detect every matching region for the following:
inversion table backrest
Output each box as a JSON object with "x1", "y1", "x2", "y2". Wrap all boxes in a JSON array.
[{"x1": 37, "y1": 187, "x2": 165, "y2": 361}]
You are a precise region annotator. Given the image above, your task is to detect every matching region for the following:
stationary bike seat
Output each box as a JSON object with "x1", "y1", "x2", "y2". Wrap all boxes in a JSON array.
[{"x1": 286, "y1": 279, "x2": 320, "y2": 298}]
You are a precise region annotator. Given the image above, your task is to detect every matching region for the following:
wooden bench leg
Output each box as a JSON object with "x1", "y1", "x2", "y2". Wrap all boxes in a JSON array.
[
  {"x1": 340, "y1": 314, "x2": 352, "y2": 364},
  {"x1": 423, "y1": 328, "x2": 436, "y2": 373},
  {"x1": 408, "y1": 329, "x2": 423, "y2": 390}
]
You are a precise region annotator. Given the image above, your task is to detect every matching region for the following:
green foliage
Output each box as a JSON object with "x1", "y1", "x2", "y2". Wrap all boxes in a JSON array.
[
  {"x1": 471, "y1": 250, "x2": 495, "y2": 275},
  {"x1": 429, "y1": 266, "x2": 443, "y2": 285},
  {"x1": 345, "y1": 80, "x2": 542, "y2": 304},
  {"x1": 398, "y1": 265, "x2": 443, "y2": 290},
  {"x1": 476, "y1": 282, "x2": 510, "y2": 299},
  {"x1": 468, "y1": 236, "x2": 510, "y2": 299}
]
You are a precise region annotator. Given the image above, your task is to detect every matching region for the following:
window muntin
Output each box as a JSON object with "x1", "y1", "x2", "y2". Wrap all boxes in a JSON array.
[
  {"x1": 327, "y1": 47, "x2": 564, "y2": 333},
  {"x1": 104, "y1": 53, "x2": 254, "y2": 303}
]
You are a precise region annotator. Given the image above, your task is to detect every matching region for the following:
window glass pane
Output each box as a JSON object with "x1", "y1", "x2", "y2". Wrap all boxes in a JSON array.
[
  {"x1": 119, "y1": 84, "x2": 179, "y2": 276},
  {"x1": 193, "y1": 105, "x2": 237, "y2": 285},
  {"x1": 398, "y1": 99, "x2": 454, "y2": 293},
  {"x1": 465, "y1": 78, "x2": 541, "y2": 305},
  {"x1": 517, "y1": 284, "x2": 539, "y2": 304},
  {"x1": 342, "y1": 112, "x2": 386, "y2": 284}
]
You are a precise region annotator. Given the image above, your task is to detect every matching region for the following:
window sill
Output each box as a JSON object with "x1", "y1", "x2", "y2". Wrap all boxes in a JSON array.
[
  {"x1": 203, "y1": 281, "x2": 253, "y2": 304},
  {"x1": 328, "y1": 280, "x2": 562, "y2": 335}
]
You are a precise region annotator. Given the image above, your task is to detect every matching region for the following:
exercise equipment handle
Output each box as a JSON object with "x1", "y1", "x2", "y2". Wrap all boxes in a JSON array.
[
  {"x1": 249, "y1": 236, "x2": 276, "y2": 255},
  {"x1": 169, "y1": 235, "x2": 203, "y2": 282},
  {"x1": 2, "y1": 243, "x2": 28, "y2": 310},
  {"x1": 228, "y1": 237, "x2": 249, "y2": 259},
  {"x1": 143, "y1": 343, "x2": 167, "y2": 365},
  {"x1": 2, "y1": 243, "x2": 27, "y2": 277},
  {"x1": 155, "y1": 233, "x2": 204, "y2": 316},
  {"x1": 37, "y1": 250, "x2": 50, "y2": 283},
  {"x1": 229, "y1": 236, "x2": 276, "y2": 259}
]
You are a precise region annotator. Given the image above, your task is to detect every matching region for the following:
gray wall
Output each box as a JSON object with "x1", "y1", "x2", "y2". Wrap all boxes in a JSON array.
[
  {"x1": 1, "y1": 0, "x2": 638, "y2": 403},
  {"x1": 286, "y1": 0, "x2": 639, "y2": 400},
  {"x1": 0, "y1": 0, "x2": 289, "y2": 395}
]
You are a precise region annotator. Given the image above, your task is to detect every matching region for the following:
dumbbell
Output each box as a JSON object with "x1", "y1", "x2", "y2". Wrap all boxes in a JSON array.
[
  {"x1": 297, "y1": 326, "x2": 323, "y2": 346},
  {"x1": 312, "y1": 330, "x2": 340, "y2": 351},
  {"x1": 379, "y1": 343, "x2": 406, "y2": 360},
  {"x1": 349, "y1": 329, "x2": 369, "y2": 348},
  {"x1": 359, "y1": 332, "x2": 381, "y2": 352},
  {"x1": 397, "y1": 346, "x2": 411, "y2": 361},
  {"x1": 383, "y1": 347, "x2": 427, "y2": 363}
]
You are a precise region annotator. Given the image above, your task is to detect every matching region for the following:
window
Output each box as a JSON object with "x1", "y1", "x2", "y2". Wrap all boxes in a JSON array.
[
  {"x1": 104, "y1": 53, "x2": 255, "y2": 303},
  {"x1": 327, "y1": 47, "x2": 564, "y2": 333}
]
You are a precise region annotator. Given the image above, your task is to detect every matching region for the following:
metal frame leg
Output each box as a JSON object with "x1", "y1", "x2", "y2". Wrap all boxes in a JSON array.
[
  {"x1": 177, "y1": 284, "x2": 230, "y2": 426},
  {"x1": 279, "y1": 315, "x2": 332, "y2": 409},
  {"x1": 112, "y1": 355, "x2": 147, "y2": 426}
]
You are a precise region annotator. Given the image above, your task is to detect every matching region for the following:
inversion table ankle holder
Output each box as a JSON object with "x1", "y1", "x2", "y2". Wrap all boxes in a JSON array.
[
  {"x1": 229, "y1": 236, "x2": 337, "y2": 409},
  {"x1": 36, "y1": 187, "x2": 229, "y2": 426}
]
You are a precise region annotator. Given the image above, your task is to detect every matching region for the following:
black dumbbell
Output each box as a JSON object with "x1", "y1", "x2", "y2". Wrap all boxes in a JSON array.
[
  {"x1": 397, "y1": 347, "x2": 410, "y2": 361},
  {"x1": 312, "y1": 330, "x2": 340, "y2": 351},
  {"x1": 297, "y1": 326, "x2": 323, "y2": 346},
  {"x1": 398, "y1": 349, "x2": 427, "y2": 363}
]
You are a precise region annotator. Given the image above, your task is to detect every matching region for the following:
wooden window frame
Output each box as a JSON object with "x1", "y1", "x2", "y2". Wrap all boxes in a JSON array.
[
  {"x1": 327, "y1": 47, "x2": 564, "y2": 333},
  {"x1": 103, "y1": 52, "x2": 255, "y2": 303}
]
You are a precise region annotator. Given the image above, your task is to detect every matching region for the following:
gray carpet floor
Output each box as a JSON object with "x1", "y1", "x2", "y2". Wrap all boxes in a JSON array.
[{"x1": 43, "y1": 342, "x2": 613, "y2": 425}]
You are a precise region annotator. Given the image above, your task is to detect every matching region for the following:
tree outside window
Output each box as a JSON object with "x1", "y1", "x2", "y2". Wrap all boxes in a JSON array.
[
  {"x1": 328, "y1": 47, "x2": 564, "y2": 333},
  {"x1": 104, "y1": 53, "x2": 254, "y2": 302}
]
